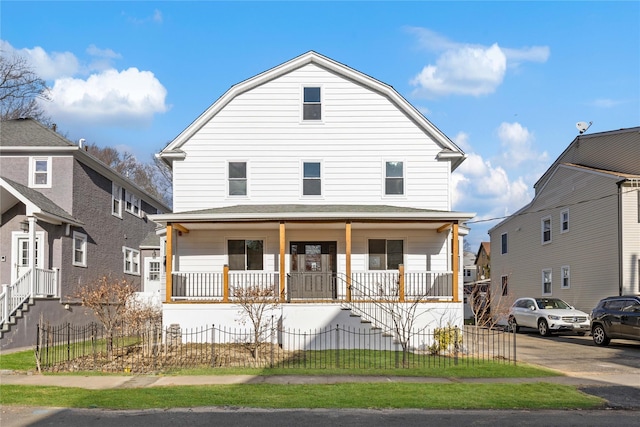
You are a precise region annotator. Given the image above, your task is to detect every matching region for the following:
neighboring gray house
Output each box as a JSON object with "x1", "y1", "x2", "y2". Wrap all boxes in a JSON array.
[
  {"x1": 489, "y1": 127, "x2": 640, "y2": 313},
  {"x1": 0, "y1": 118, "x2": 170, "y2": 350}
]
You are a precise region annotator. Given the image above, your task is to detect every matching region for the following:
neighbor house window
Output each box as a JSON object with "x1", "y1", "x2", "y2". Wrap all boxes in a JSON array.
[
  {"x1": 501, "y1": 275, "x2": 509, "y2": 296},
  {"x1": 303, "y1": 162, "x2": 321, "y2": 196},
  {"x1": 303, "y1": 87, "x2": 321, "y2": 120},
  {"x1": 29, "y1": 157, "x2": 51, "y2": 188},
  {"x1": 123, "y1": 247, "x2": 140, "y2": 275},
  {"x1": 501, "y1": 233, "x2": 508, "y2": 254},
  {"x1": 124, "y1": 190, "x2": 140, "y2": 216},
  {"x1": 112, "y1": 183, "x2": 122, "y2": 217},
  {"x1": 385, "y1": 161, "x2": 404, "y2": 195},
  {"x1": 228, "y1": 162, "x2": 247, "y2": 196},
  {"x1": 561, "y1": 209, "x2": 569, "y2": 233},
  {"x1": 72, "y1": 232, "x2": 87, "y2": 267},
  {"x1": 228, "y1": 240, "x2": 264, "y2": 271},
  {"x1": 541, "y1": 217, "x2": 552, "y2": 244},
  {"x1": 368, "y1": 239, "x2": 403, "y2": 270},
  {"x1": 542, "y1": 269, "x2": 552, "y2": 295},
  {"x1": 637, "y1": 190, "x2": 640, "y2": 223},
  {"x1": 561, "y1": 265, "x2": 570, "y2": 289}
]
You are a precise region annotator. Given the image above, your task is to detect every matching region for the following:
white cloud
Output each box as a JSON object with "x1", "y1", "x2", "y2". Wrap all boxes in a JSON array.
[
  {"x1": 1, "y1": 40, "x2": 169, "y2": 128},
  {"x1": 407, "y1": 27, "x2": 549, "y2": 98},
  {"x1": 43, "y1": 68, "x2": 168, "y2": 126},
  {"x1": 497, "y1": 122, "x2": 548, "y2": 167},
  {"x1": 588, "y1": 98, "x2": 623, "y2": 108},
  {"x1": 1, "y1": 40, "x2": 79, "y2": 80}
]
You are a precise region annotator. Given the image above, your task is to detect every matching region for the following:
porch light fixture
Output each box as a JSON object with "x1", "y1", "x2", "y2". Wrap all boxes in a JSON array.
[
  {"x1": 152, "y1": 249, "x2": 157, "y2": 259},
  {"x1": 20, "y1": 219, "x2": 29, "y2": 233}
]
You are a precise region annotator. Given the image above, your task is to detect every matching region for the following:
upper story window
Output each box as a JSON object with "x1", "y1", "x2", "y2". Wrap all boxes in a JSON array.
[
  {"x1": 228, "y1": 239, "x2": 264, "y2": 271},
  {"x1": 560, "y1": 209, "x2": 569, "y2": 233},
  {"x1": 124, "y1": 190, "x2": 140, "y2": 217},
  {"x1": 29, "y1": 157, "x2": 51, "y2": 188},
  {"x1": 541, "y1": 216, "x2": 552, "y2": 244},
  {"x1": 123, "y1": 246, "x2": 140, "y2": 275},
  {"x1": 501, "y1": 233, "x2": 508, "y2": 254},
  {"x1": 303, "y1": 162, "x2": 321, "y2": 196},
  {"x1": 73, "y1": 231, "x2": 87, "y2": 267},
  {"x1": 368, "y1": 239, "x2": 403, "y2": 270},
  {"x1": 228, "y1": 162, "x2": 247, "y2": 196},
  {"x1": 385, "y1": 161, "x2": 404, "y2": 195},
  {"x1": 303, "y1": 87, "x2": 321, "y2": 121},
  {"x1": 112, "y1": 183, "x2": 122, "y2": 217}
]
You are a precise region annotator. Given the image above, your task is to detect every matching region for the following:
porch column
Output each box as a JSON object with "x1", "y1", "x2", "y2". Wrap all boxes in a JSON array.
[
  {"x1": 165, "y1": 223, "x2": 173, "y2": 303},
  {"x1": 398, "y1": 264, "x2": 405, "y2": 302},
  {"x1": 345, "y1": 221, "x2": 352, "y2": 302},
  {"x1": 28, "y1": 216, "x2": 36, "y2": 295},
  {"x1": 452, "y1": 222, "x2": 459, "y2": 303},
  {"x1": 279, "y1": 222, "x2": 285, "y2": 302}
]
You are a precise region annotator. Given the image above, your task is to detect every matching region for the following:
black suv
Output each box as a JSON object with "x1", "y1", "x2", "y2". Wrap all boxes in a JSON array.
[{"x1": 590, "y1": 295, "x2": 640, "y2": 346}]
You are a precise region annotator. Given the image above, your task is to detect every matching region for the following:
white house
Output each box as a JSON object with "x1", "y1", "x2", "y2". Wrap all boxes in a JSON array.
[
  {"x1": 150, "y1": 52, "x2": 474, "y2": 343},
  {"x1": 489, "y1": 127, "x2": 640, "y2": 314}
]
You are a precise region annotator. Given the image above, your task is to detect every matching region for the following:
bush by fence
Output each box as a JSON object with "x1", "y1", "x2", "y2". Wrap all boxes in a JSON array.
[{"x1": 35, "y1": 321, "x2": 515, "y2": 373}]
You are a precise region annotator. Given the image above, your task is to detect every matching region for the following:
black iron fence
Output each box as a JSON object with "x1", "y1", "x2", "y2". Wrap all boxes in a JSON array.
[{"x1": 35, "y1": 321, "x2": 515, "y2": 373}]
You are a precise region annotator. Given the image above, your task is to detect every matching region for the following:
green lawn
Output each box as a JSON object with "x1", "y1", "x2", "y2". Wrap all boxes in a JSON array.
[{"x1": 0, "y1": 383, "x2": 604, "y2": 410}]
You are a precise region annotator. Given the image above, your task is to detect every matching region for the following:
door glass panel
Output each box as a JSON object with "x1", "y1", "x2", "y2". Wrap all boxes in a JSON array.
[
  {"x1": 305, "y1": 244, "x2": 322, "y2": 272},
  {"x1": 148, "y1": 261, "x2": 161, "y2": 281}
]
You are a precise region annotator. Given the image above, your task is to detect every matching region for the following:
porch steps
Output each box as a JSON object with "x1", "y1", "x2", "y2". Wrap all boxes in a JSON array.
[{"x1": 1, "y1": 298, "x2": 35, "y2": 338}]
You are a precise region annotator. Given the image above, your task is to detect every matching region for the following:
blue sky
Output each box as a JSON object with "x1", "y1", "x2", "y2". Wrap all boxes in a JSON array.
[{"x1": 2, "y1": 1, "x2": 639, "y2": 250}]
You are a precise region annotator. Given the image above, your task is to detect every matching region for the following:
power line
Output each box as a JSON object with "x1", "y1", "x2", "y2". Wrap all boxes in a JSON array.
[{"x1": 465, "y1": 186, "x2": 640, "y2": 225}]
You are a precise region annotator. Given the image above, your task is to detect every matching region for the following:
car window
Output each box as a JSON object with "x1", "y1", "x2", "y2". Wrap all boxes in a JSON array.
[
  {"x1": 604, "y1": 300, "x2": 625, "y2": 310},
  {"x1": 536, "y1": 298, "x2": 569, "y2": 309},
  {"x1": 622, "y1": 301, "x2": 640, "y2": 312}
]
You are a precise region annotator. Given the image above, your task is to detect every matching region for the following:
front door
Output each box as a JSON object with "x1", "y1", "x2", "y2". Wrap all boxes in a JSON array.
[
  {"x1": 144, "y1": 258, "x2": 162, "y2": 295},
  {"x1": 289, "y1": 242, "x2": 336, "y2": 299},
  {"x1": 11, "y1": 232, "x2": 43, "y2": 283}
]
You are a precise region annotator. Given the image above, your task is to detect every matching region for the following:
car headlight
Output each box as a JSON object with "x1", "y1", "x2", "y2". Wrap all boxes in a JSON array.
[{"x1": 548, "y1": 315, "x2": 560, "y2": 320}]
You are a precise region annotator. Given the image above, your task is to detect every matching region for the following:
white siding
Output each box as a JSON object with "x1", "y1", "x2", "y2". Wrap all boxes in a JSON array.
[
  {"x1": 621, "y1": 186, "x2": 640, "y2": 294},
  {"x1": 490, "y1": 166, "x2": 622, "y2": 312},
  {"x1": 173, "y1": 64, "x2": 450, "y2": 213}
]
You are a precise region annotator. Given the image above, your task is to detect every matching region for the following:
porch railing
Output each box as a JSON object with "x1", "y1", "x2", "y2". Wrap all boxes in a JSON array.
[
  {"x1": 172, "y1": 271, "x2": 279, "y2": 301},
  {"x1": 1, "y1": 267, "x2": 59, "y2": 325}
]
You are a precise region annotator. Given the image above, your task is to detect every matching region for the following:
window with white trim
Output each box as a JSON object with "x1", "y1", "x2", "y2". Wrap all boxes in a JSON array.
[
  {"x1": 112, "y1": 183, "x2": 122, "y2": 217},
  {"x1": 303, "y1": 162, "x2": 321, "y2": 196},
  {"x1": 72, "y1": 232, "x2": 87, "y2": 267},
  {"x1": 385, "y1": 161, "x2": 404, "y2": 195},
  {"x1": 501, "y1": 232, "x2": 508, "y2": 254},
  {"x1": 303, "y1": 87, "x2": 321, "y2": 121},
  {"x1": 228, "y1": 162, "x2": 247, "y2": 196},
  {"x1": 29, "y1": 157, "x2": 51, "y2": 188},
  {"x1": 124, "y1": 190, "x2": 140, "y2": 216},
  {"x1": 542, "y1": 269, "x2": 552, "y2": 295},
  {"x1": 123, "y1": 247, "x2": 140, "y2": 275},
  {"x1": 368, "y1": 239, "x2": 404, "y2": 270},
  {"x1": 560, "y1": 209, "x2": 569, "y2": 233},
  {"x1": 561, "y1": 265, "x2": 570, "y2": 289},
  {"x1": 541, "y1": 216, "x2": 552, "y2": 244},
  {"x1": 228, "y1": 240, "x2": 264, "y2": 271}
]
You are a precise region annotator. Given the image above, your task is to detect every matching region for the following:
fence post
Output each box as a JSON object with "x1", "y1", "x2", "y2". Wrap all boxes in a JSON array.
[
  {"x1": 211, "y1": 324, "x2": 215, "y2": 367},
  {"x1": 335, "y1": 325, "x2": 340, "y2": 369},
  {"x1": 67, "y1": 323, "x2": 71, "y2": 363},
  {"x1": 454, "y1": 326, "x2": 459, "y2": 366},
  {"x1": 513, "y1": 326, "x2": 517, "y2": 366},
  {"x1": 270, "y1": 316, "x2": 274, "y2": 369}
]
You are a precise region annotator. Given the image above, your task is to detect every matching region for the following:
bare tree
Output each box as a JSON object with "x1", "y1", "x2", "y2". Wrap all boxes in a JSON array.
[
  {"x1": 0, "y1": 52, "x2": 51, "y2": 124},
  {"x1": 76, "y1": 276, "x2": 161, "y2": 358},
  {"x1": 86, "y1": 143, "x2": 172, "y2": 207},
  {"x1": 232, "y1": 285, "x2": 279, "y2": 360}
]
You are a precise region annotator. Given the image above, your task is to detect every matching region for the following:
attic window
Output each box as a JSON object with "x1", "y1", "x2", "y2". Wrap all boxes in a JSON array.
[{"x1": 303, "y1": 87, "x2": 321, "y2": 121}]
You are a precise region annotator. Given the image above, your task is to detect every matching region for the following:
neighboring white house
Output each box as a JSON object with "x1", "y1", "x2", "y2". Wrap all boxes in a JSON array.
[
  {"x1": 150, "y1": 51, "x2": 474, "y2": 345},
  {"x1": 489, "y1": 127, "x2": 640, "y2": 314}
]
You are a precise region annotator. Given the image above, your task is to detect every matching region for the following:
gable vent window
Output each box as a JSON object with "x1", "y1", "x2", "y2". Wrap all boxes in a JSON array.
[{"x1": 303, "y1": 87, "x2": 321, "y2": 121}]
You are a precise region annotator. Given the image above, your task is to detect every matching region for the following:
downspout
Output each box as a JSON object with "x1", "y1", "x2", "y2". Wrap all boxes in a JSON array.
[{"x1": 616, "y1": 180, "x2": 624, "y2": 296}]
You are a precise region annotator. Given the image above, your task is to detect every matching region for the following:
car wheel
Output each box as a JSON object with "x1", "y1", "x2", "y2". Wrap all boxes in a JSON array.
[
  {"x1": 508, "y1": 317, "x2": 520, "y2": 333},
  {"x1": 538, "y1": 319, "x2": 551, "y2": 336},
  {"x1": 592, "y1": 324, "x2": 610, "y2": 346}
]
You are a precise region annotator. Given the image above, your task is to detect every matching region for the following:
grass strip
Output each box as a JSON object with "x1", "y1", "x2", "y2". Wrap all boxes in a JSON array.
[{"x1": 0, "y1": 383, "x2": 603, "y2": 410}]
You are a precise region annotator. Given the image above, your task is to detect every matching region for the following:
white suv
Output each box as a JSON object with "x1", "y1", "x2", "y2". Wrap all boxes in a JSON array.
[{"x1": 508, "y1": 297, "x2": 590, "y2": 336}]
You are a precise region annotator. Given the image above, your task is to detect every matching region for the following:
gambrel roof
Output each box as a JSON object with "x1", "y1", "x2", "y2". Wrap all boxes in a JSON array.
[{"x1": 159, "y1": 51, "x2": 466, "y2": 169}]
